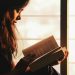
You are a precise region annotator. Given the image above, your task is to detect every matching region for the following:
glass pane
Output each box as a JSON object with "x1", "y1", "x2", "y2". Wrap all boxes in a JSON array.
[
  {"x1": 68, "y1": 40, "x2": 75, "y2": 62},
  {"x1": 21, "y1": 0, "x2": 60, "y2": 15},
  {"x1": 68, "y1": 0, "x2": 75, "y2": 75},
  {"x1": 68, "y1": 63, "x2": 75, "y2": 75},
  {"x1": 69, "y1": 17, "x2": 75, "y2": 39},
  {"x1": 16, "y1": 16, "x2": 60, "y2": 39},
  {"x1": 68, "y1": 17, "x2": 75, "y2": 74},
  {"x1": 69, "y1": 0, "x2": 75, "y2": 15}
]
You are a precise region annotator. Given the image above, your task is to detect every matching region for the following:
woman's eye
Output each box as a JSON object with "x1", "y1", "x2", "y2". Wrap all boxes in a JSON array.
[{"x1": 16, "y1": 15, "x2": 21, "y2": 20}]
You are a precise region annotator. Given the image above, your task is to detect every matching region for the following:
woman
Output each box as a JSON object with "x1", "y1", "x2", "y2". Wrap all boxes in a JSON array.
[
  {"x1": 0, "y1": 0, "x2": 68, "y2": 75},
  {"x1": 0, "y1": 0, "x2": 31, "y2": 74}
]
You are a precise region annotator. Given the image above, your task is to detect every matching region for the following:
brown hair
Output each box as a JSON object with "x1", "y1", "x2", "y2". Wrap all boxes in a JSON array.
[{"x1": 0, "y1": 0, "x2": 29, "y2": 56}]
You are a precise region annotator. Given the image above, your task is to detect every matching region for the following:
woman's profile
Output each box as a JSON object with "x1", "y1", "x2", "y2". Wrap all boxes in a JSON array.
[{"x1": 0, "y1": 0, "x2": 68, "y2": 75}]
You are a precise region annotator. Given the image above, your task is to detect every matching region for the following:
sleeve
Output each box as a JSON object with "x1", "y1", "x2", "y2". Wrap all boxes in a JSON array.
[
  {"x1": 0, "y1": 51, "x2": 35, "y2": 75},
  {"x1": 11, "y1": 54, "x2": 36, "y2": 75}
]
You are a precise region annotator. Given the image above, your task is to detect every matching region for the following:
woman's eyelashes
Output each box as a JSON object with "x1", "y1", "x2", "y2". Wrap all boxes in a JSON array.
[{"x1": 16, "y1": 15, "x2": 21, "y2": 20}]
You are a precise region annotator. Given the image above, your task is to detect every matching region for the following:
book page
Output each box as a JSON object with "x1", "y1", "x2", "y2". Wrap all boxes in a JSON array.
[{"x1": 22, "y1": 35, "x2": 59, "y2": 59}]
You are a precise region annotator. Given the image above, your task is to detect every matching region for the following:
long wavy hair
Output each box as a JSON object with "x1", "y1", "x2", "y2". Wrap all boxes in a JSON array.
[{"x1": 0, "y1": 0, "x2": 29, "y2": 57}]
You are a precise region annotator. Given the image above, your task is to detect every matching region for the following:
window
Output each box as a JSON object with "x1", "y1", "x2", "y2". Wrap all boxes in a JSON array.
[{"x1": 68, "y1": 0, "x2": 75, "y2": 75}]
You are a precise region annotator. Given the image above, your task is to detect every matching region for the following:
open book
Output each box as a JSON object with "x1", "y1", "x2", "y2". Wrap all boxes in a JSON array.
[{"x1": 22, "y1": 35, "x2": 65, "y2": 72}]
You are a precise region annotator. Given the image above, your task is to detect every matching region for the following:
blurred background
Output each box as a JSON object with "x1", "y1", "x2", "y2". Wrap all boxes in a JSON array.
[{"x1": 68, "y1": 0, "x2": 75, "y2": 75}]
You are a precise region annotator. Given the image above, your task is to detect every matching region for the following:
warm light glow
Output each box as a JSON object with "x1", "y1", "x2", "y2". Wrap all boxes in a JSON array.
[
  {"x1": 16, "y1": 17, "x2": 60, "y2": 39},
  {"x1": 69, "y1": 0, "x2": 75, "y2": 15},
  {"x1": 21, "y1": 0, "x2": 60, "y2": 15},
  {"x1": 25, "y1": 19, "x2": 59, "y2": 39},
  {"x1": 68, "y1": 0, "x2": 75, "y2": 75},
  {"x1": 69, "y1": 17, "x2": 75, "y2": 39}
]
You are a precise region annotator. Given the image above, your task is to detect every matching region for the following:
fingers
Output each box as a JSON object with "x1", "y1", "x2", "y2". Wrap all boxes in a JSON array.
[
  {"x1": 62, "y1": 47, "x2": 68, "y2": 59},
  {"x1": 58, "y1": 47, "x2": 68, "y2": 63}
]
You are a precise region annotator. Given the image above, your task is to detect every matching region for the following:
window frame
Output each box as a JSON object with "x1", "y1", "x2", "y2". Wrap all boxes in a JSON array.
[{"x1": 60, "y1": 0, "x2": 67, "y2": 75}]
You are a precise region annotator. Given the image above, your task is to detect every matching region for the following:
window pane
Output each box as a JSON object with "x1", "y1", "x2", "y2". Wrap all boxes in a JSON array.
[
  {"x1": 68, "y1": 63, "x2": 75, "y2": 75},
  {"x1": 22, "y1": 0, "x2": 60, "y2": 15},
  {"x1": 68, "y1": 40, "x2": 75, "y2": 62},
  {"x1": 16, "y1": 16, "x2": 60, "y2": 39},
  {"x1": 68, "y1": 0, "x2": 75, "y2": 75},
  {"x1": 69, "y1": 17, "x2": 75, "y2": 39},
  {"x1": 69, "y1": 0, "x2": 75, "y2": 15}
]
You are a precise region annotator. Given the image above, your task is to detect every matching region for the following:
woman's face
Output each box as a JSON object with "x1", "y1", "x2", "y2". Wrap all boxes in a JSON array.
[{"x1": 13, "y1": 9, "x2": 23, "y2": 23}]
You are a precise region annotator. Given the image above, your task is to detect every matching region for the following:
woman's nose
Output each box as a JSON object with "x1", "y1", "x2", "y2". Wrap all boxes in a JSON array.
[{"x1": 16, "y1": 15, "x2": 21, "y2": 20}]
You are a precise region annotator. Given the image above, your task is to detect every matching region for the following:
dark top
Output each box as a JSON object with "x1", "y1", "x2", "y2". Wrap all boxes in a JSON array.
[
  {"x1": 0, "y1": 47, "x2": 60, "y2": 75},
  {"x1": 0, "y1": 53, "x2": 12, "y2": 73}
]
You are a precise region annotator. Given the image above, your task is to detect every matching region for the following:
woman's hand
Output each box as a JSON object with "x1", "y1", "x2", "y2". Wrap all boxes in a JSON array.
[{"x1": 58, "y1": 47, "x2": 68, "y2": 63}]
